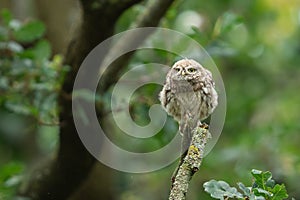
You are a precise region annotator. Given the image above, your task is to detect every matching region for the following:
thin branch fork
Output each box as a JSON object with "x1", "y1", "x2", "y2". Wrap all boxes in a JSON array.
[
  {"x1": 169, "y1": 124, "x2": 211, "y2": 200},
  {"x1": 98, "y1": 0, "x2": 176, "y2": 93}
]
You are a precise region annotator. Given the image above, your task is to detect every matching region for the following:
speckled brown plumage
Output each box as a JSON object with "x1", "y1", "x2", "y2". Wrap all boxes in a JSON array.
[
  {"x1": 159, "y1": 59, "x2": 218, "y2": 152},
  {"x1": 160, "y1": 59, "x2": 218, "y2": 123}
]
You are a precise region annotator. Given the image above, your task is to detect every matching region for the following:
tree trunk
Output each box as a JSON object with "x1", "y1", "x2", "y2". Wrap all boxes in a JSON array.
[
  {"x1": 34, "y1": 0, "x2": 81, "y2": 55},
  {"x1": 18, "y1": 0, "x2": 176, "y2": 199}
]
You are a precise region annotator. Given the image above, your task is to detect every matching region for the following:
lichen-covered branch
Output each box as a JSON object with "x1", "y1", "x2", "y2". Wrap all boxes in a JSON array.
[{"x1": 168, "y1": 124, "x2": 211, "y2": 200}]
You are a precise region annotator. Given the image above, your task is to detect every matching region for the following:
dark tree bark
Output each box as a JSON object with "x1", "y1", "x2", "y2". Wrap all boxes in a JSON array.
[{"x1": 18, "y1": 0, "x2": 176, "y2": 199}]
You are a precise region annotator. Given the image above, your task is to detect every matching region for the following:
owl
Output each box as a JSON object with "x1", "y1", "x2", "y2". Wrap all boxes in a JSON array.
[{"x1": 159, "y1": 59, "x2": 218, "y2": 151}]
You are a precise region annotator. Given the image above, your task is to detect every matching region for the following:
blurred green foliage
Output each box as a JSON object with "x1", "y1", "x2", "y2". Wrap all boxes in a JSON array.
[
  {"x1": 1, "y1": 0, "x2": 300, "y2": 199},
  {"x1": 0, "y1": 162, "x2": 23, "y2": 199},
  {"x1": 114, "y1": 0, "x2": 300, "y2": 199},
  {"x1": 0, "y1": 9, "x2": 68, "y2": 120},
  {"x1": 0, "y1": 8, "x2": 67, "y2": 198}
]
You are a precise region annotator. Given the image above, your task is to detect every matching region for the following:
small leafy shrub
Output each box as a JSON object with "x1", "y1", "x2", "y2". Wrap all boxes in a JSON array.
[{"x1": 203, "y1": 169, "x2": 290, "y2": 200}]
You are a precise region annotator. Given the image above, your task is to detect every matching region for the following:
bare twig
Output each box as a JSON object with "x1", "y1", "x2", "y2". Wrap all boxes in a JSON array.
[
  {"x1": 169, "y1": 123, "x2": 211, "y2": 200},
  {"x1": 37, "y1": 118, "x2": 60, "y2": 126}
]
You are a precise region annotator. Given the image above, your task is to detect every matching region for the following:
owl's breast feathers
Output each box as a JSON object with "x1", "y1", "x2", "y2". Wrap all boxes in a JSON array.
[{"x1": 170, "y1": 79, "x2": 209, "y2": 94}]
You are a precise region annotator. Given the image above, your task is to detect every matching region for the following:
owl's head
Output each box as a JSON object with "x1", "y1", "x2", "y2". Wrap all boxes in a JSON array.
[{"x1": 169, "y1": 59, "x2": 209, "y2": 81}]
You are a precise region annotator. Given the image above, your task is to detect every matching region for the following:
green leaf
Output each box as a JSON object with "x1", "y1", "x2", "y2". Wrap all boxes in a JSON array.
[
  {"x1": 19, "y1": 40, "x2": 51, "y2": 61},
  {"x1": 251, "y1": 169, "x2": 272, "y2": 189},
  {"x1": 237, "y1": 182, "x2": 251, "y2": 196},
  {"x1": 251, "y1": 170, "x2": 288, "y2": 200},
  {"x1": 50, "y1": 54, "x2": 64, "y2": 70},
  {"x1": 0, "y1": 162, "x2": 24, "y2": 200},
  {"x1": 32, "y1": 39, "x2": 51, "y2": 60},
  {"x1": 30, "y1": 82, "x2": 54, "y2": 91},
  {"x1": 253, "y1": 188, "x2": 272, "y2": 198},
  {"x1": 9, "y1": 19, "x2": 21, "y2": 30},
  {"x1": 5, "y1": 101, "x2": 38, "y2": 116},
  {"x1": 190, "y1": 26, "x2": 208, "y2": 45},
  {"x1": 4, "y1": 175, "x2": 23, "y2": 187},
  {"x1": 0, "y1": 41, "x2": 24, "y2": 52},
  {"x1": 13, "y1": 20, "x2": 45, "y2": 43},
  {"x1": 270, "y1": 184, "x2": 288, "y2": 200},
  {"x1": 266, "y1": 178, "x2": 276, "y2": 188},
  {"x1": 5, "y1": 103, "x2": 30, "y2": 115},
  {"x1": 0, "y1": 162, "x2": 23, "y2": 182},
  {"x1": 203, "y1": 180, "x2": 243, "y2": 200},
  {"x1": 0, "y1": 9, "x2": 12, "y2": 26},
  {"x1": 213, "y1": 12, "x2": 243, "y2": 37},
  {"x1": 0, "y1": 77, "x2": 9, "y2": 89}
]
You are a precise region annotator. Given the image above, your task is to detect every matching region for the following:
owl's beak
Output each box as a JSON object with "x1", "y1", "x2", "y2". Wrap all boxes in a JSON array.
[{"x1": 181, "y1": 71, "x2": 186, "y2": 76}]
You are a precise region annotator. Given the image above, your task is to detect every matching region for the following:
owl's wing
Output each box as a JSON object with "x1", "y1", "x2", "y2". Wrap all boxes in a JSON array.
[
  {"x1": 204, "y1": 69, "x2": 216, "y2": 88},
  {"x1": 159, "y1": 83, "x2": 181, "y2": 122},
  {"x1": 159, "y1": 83, "x2": 170, "y2": 108}
]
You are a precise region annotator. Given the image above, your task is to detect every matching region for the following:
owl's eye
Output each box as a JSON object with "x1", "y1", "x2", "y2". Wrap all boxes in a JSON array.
[
  {"x1": 187, "y1": 68, "x2": 196, "y2": 73},
  {"x1": 174, "y1": 68, "x2": 181, "y2": 72}
]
